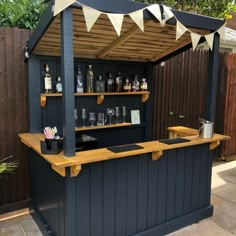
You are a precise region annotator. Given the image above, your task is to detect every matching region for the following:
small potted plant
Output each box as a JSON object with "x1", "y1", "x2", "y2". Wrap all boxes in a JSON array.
[{"x1": 0, "y1": 156, "x2": 18, "y2": 176}]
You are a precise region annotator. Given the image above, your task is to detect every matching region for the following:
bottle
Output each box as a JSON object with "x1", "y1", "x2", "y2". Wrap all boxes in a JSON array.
[
  {"x1": 44, "y1": 64, "x2": 52, "y2": 93},
  {"x1": 76, "y1": 65, "x2": 84, "y2": 93},
  {"x1": 107, "y1": 72, "x2": 114, "y2": 92},
  {"x1": 132, "y1": 74, "x2": 140, "y2": 92},
  {"x1": 95, "y1": 75, "x2": 105, "y2": 93},
  {"x1": 140, "y1": 78, "x2": 148, "y2": 91},
  {"x1": 123, "y1": 77, "x2": 131, "y2": 92},
  {"x1": 86, "y1": 65, "x2": 94, "y2": 93},
  {"x1": 115, "y1": 72, "x2": 123, "y2": 92},
  {"x1": 56, "y1": 76, "x2": 62, "y2": 93}
]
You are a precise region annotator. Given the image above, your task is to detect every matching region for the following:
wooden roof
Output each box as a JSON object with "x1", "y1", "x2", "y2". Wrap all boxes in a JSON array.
[{"x1": 29, "y1": 4, "x2": 224, "y2": 63}]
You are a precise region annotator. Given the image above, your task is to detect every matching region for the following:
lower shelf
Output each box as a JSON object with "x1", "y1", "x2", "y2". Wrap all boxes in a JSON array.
[{"x1": 75, "y1": 123, "x2": 132, "y2": 131}]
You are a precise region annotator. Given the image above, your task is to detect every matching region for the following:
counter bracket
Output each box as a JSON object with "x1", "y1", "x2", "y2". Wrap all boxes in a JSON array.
[
  {"x1": 41, "y1": 95, "x2": 47, "y2": 107},
  {"x1": 142, "y1": 93, "x2": 149, "y2": 103},
  {"x1": 70, "y1": 164, "x2": 82, "y2": 177},
  {"x1": 152, "y1": 150, "x2": 163, "y2": 161},
  {"x1": 209, "y1": 141, "x2": 220, "y2": 150},
  {"x1": 51, "y1": 164, "x2": 66, "y2": 177},
  {"x1": 97, "y1": 95, "x2": 104, "y2": 104}
]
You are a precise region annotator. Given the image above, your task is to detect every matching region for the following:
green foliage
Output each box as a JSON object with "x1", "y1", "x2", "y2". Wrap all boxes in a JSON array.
[
  {"x1": 136, "y1": 0, "x2": 236, "y2": 19},
  {"x1": 0, "y1": 156, "x2": 18, "y2": 176},
  {"x1": 0, "y1": 0, "x2": 47, "y2": 29}
]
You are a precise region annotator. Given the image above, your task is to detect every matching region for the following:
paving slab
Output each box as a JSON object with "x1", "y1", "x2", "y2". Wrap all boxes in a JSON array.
[{"x1": 0, "y1": 223, "x2": 25, "y2": 236}]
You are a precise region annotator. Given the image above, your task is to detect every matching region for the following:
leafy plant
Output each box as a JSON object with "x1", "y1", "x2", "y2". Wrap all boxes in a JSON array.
[
  {"x1": 135, "y1": 0, "x2": 236, "y2": 19},
  {"x1": 0, "y1": 0, "x2": 47, "y2": 29},
  {"x1": 0, "y1": 156, "x2": 18, "y2": 176}
]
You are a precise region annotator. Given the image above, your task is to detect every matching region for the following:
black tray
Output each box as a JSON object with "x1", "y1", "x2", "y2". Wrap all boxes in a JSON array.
[
  {"x1": 107, "y1": 144, "x2": 144, "y2": 153},
  {"x1": 159, "y1": 138, "x2": 190, "y2": 145}
]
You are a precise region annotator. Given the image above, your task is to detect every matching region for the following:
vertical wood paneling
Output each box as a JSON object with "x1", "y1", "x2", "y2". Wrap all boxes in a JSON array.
[{"x1": 0, "y1": 27, "x2": 31, "y2": 208}]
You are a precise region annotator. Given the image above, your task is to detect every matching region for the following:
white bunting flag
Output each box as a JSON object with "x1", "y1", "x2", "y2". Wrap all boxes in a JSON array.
[
  {"x1": 82, "y1": 5, "x2": 101, "y2": 32},
  {"x1": 163, "y1": 5, "x2": 174, "y2": 22},
  {"x1": 217, "y1": 24, "x2": 226, "y2": 42},
  {"x1": 205, "y1": 33, "x2": 215, "y2": 51},
  {"x1": 129, "y1": 9, "x2": 144, "y2": 31},
  {"x1": 191, "y1": 32, "x2": 201, "y2": 51},
  {"x1": 107, "y1": 13, "x2": 124, "y2": 36},
  {"x1": 147, "y1": 4, "x2": 162, "y2": 23},
  {"x1": 176, "y1": 20, "x2": 188, "y2": 40},
  {"x1": 54, "y1": 0, "x2": 76, "y2": 16}
]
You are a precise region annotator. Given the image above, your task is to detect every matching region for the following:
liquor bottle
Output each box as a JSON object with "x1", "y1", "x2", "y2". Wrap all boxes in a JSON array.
[
  {"x1": 123, "y1": 77, "x2": 131, "y2": 92},
  {"x1": 132, "y1": 74, "x2": 140, "y2": 92},
  {"x1": 115, "y1": 72, "x2": 123, "y2": 92},
  {"x1": 106, "y1": 72, "x2": 114, "y2": 92},
  {"x1": 86, "y1": 65, "x2": 94, "y2": 93},
  {"x1": 44, "y1": 64, "x2": 52, "y2": 93},
  {"x1": 95, "y1": 75, "x2": 105, "y2": 93},
  {"x1": 76, "y1": 65, "x2": 84, "y2": 93},
  {"x1": 56, "y1": 76, "x2": 62, "y2": 93},
  {"x1": 140, "y1": 78, "x2": 148, "y2": 91}
]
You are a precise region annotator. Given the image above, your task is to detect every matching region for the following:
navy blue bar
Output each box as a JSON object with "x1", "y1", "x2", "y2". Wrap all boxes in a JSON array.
[{"x1": 60, "y1": 8, "x2": 75, "y2": 156}]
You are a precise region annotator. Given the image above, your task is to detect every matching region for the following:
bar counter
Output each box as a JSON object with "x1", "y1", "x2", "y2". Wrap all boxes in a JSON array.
[
  {"x1": 19, "y1": 129, "x2": 228, "y2": 177},
  {"x1": 19, "y1": 127, "x2": 229, "y2": 236}
]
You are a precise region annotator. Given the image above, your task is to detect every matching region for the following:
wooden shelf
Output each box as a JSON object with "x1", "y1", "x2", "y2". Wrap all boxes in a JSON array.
[
  {"x1": 75, "y1": 123, "x2": 132, "y2": 131},
  {"x1": 40, "y1": 91, "x2": 150, "y2": 107}
]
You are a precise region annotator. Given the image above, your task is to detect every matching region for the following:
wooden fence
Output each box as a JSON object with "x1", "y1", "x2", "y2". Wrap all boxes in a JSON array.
[
  {"x1": 0, "y1": 27, "x2": 234, "y2": 211},
  {"x1": 0, "y1": 27, "x2": 31, "y2": 212}
]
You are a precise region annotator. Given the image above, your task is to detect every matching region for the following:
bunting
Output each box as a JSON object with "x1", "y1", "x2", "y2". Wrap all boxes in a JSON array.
[
  {"x1": 107, "y1": 13, "x2": 124, "y2": 36},
  {"x1": 82, "y1": 5, "x2": 101, "y2": 31},
  {"x1": 54, "y1": 0, "x2": 76, "y2": 16},
  {"x1": 217, "y1": 24, "x2": 226, "y2": 42},
  {"x1": 205, "y1": 33, "x2": 215, "y2": 50},
  {"x1": 146, "y1": 4, "x2": 162, "y2": 23},
  {"x1": 129, "y1": 10, "x2": 144, "y2": 31},
  {"x1": 176, "y1": 20, "x2": 188, "y2": 40},
  {"x1": 191, "y1": 32, "x2": 201, "y2": 51}
]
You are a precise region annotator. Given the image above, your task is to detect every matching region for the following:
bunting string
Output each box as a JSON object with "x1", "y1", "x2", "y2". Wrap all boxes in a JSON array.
[{"x1": 53, "y1": 0, "x2": 225, "y2": 51}]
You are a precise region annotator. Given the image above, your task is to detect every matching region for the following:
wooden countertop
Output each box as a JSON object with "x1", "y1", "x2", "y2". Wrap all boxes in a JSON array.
[{"x1": 19, "y1": 128, "x2": 229, "y2": 177}]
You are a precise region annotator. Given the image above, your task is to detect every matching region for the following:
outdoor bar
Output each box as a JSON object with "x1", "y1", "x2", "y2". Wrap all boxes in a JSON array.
[{"x1": 19, "y1": 0, "x2": 229, "y2": 235}]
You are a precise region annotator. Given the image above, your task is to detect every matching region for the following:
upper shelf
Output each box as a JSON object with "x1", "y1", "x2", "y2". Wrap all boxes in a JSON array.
[{"x1": 40, "y1": 91, "x2": 150, "y2": 107}]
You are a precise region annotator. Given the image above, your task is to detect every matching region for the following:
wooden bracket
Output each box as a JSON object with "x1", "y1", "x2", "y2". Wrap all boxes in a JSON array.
[
  {"x1": 152, "y1": 150, "x2": 163, "y2": 161},
  {"x1": 97, "y1": 95, "x2": 104, "y2": 105},
  {"x1": 21, "y1": 139, "x2": 31, "y2": 148},
  {"x1": 41, "y1": 95, "x2": 47, "y2": 107},
  {"x1": 210, "y1": 141, "x2": 220, "y2": 150},
  {"x1": 51, "y1": 164, "x2": 66, "y2": 177},
  {"x1": 70, "y1": 165, "x2": 82, "y2": 177},
  {"x1": 142, "y1": 93, "x2": 149, "y2": 103}
]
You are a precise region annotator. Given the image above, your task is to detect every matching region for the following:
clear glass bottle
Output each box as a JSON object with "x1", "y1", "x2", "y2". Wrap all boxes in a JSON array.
[
  {"x1": 115, "y1": 72, "x2": 122, "y2": 92},
  {"x1": 95, "y1": 75, "x2": 105, "y2": 93},
  {"x1": 56, "y1": 76, "x2": 62, "y2": 93},
  {"x1": 140, "y1": 78, "x2": 148, "y2": 91},
  {"x1": 86, "y1": 65, "x2": 94, "y2": 93},
  {"x1": 44, "y1": 64, "x2": 52, "y2": 93},
  {"x1": 76, "y1": 65, "x2": 84, "y2": 93},
  {"x1": 123, "y1": 77, "x2": 131, "y2": 92},
  {"x1": 106, "y1": 72, "x2": 114, "y2": 92},
  {"x1": 132, "y1": 74, "x2": 140, "y2": 92}
]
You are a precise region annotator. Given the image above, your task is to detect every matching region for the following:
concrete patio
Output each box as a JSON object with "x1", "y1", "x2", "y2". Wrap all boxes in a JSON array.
[{"x1": 1, "y1": 159, "x2": 236, "y2": 236}]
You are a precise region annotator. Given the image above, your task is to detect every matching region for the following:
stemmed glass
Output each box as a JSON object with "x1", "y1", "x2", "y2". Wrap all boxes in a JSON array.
[
  {"x1": 81, "y1": 108, "x2": 86, "y2": 127},
  {"x1": 106, "y1": 108, "x2": 115, "y2": 125},
  {"x1": 89, "y1": 112, "x2": 96, "y2": 127},
  {"x1": 115, "y1": 106, "x2": 120, "y2": 124},
  {"x1": 122, "y1": 106, "x2": 126, "y2": 123},
  {"x1": 74, "y1": 108, "x2": 78, "y2": 127}
]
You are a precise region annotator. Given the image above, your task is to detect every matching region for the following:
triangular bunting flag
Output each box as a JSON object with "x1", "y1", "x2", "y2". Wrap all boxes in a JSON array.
[
  {"x1": 107, "y1": 13, "x2": 124, "y2": 36},
  {"x1": 54, "y1": 0, "x2": 76, "y2": 16},
  {"x1": 176, "y1": 20, "x2": 188, "y2": 40},
  {"x1": 217, "y1": 24, "x2": 226, "y2": 42},
  {"x1": 190, "y1": 32, "x2": 201, "y2": 51},
  {"x1": 82, "y1": 4, "x2": 101, "y2": 31},
  {"x1": 205, "y1": 33, "x2": 215, "y2": 51},
  {"x1": 147, "y1": 4, "x2": 162, "y2": 22},
  {"x1": 129, "y1": 9, "x2": 144, "y2": 31},
  {"x1": 163, "y1": 5, "x2": 174, "y2": 22}
]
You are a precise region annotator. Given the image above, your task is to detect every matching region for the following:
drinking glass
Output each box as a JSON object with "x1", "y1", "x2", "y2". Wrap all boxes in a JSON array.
[
  {"x1": 122, "y1": 106, "x2": 126, "y2": 123},
  {"x1": 81, "y1": 108, "x2": 87, "y2": 127},
  {"x1": 89, "y1": 112, "x2": 96, "y2": 126},
  {"x1": 74, "y1": 108, "x2": 78, "y2": 127},
  {"x1": 115, "y1": 106, "x2": 120, "y2": 124},
  {"x1": 106, "y1": 108, "x2": 115, "y2": 125}
]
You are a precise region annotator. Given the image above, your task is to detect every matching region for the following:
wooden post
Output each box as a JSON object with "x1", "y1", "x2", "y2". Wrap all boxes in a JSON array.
[
  {"x1": 205, "y1": 33, "x2": 220, "y2": 122},
  {"x1": 61, "y1": 8, "x2": 75, "y2": 157}
]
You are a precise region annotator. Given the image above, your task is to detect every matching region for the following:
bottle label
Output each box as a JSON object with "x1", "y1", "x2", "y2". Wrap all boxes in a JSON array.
[
  {"x1": 56, "y1": 83, "x2": 62, "y2": 93},
  {"x1": 45, "y1": 76, "x2": 52, "y2": 90}
]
